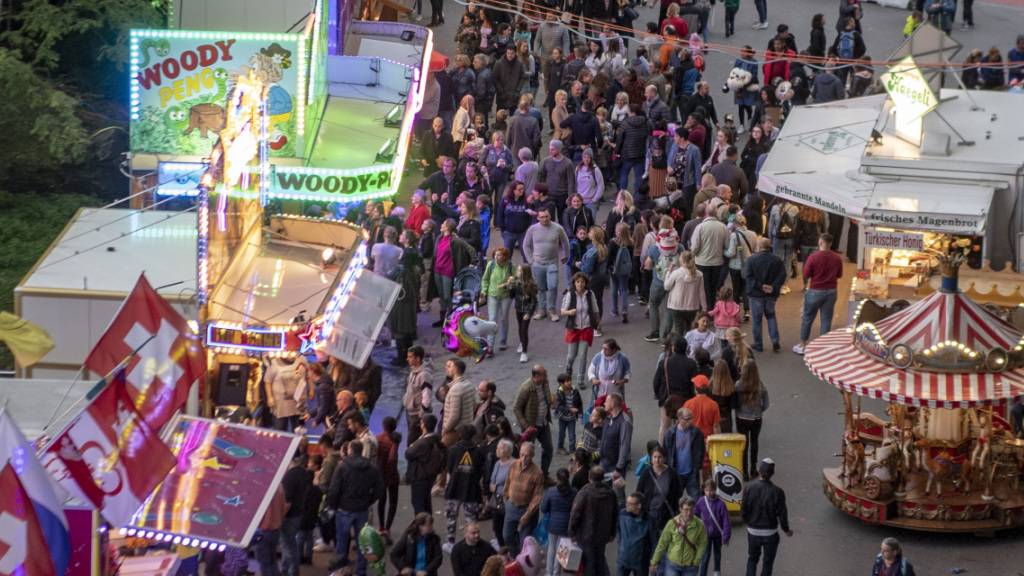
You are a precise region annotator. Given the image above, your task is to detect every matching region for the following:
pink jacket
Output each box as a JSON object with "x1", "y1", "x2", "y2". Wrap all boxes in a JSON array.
[{"x1": 709, "y1": 300, "x2": 742, "y2": 329}]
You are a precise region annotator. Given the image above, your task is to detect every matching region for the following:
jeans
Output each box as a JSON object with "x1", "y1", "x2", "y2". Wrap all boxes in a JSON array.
[
  {"x1": 280, "y1": 516, "x2": 302, "y2": 576},
  {"x1": 503, "y1": 230, "x2": 527, "y2": 261},
  {"x1": 581, "y1": 542, "x2": 611, "y2": 576},
  {"x1": 666, "y1": 563, "x2": 699, "y2": 576},
  {"x1": 297, "y1": 528, "x2": 314, "y2": 562},
  {"x1": 503, "y1": 502, "x2": 537, "y2": 556},
  {"x1": 619, "y1": 158, "x2": 645, "y2": 194},
  {"x1": 753, "y1": 0, "x2": 767, "y2": 23},
  {"x1": 618, "y1": 565, "x2": 643, "y2": 576},
  {"x1": 748, "y1": 297, "x2": 779, "y2": 351},
  {"x1": 254, "y1": 529, "x2": 280, "y2": 576},
  {"x1": 436, "y1": 273, "x2": 454, "y2": 318},
  {"x1": 532, "y1": 262, "x2": 560, "y2": 313},
  {"x1": 487, "y1": 296, "x2": 512, "y2": 347},
  {"x1": 648, "y1": 283, "x2": 669, "y2": 339},
  {"x1": 699, "y1": 536, "x2": 723, "y2": 576},
  {"x1": 678, "y1": 471, "x2": 701, "y2": 500},
  {"x1": 566, "y1": 339, "x2": 591, "y2": 390},
  {"x1": 736, "y1": 417, "x2": 763, "y2": 479},
  {"x1": 274, "y1": 415, "x2": 301, "y2": 433},
  {"x1": 558, "y1": 419, "x2": 577, "y2": 451},
  {"x1": 548, "y1": 535, "x2": 565, "y2": 576},
  {"x1": 962, "y1": 0, "x2": 974, "y2": 24},
  {"x1": 799, "y1": 289, "x2": 837, "y2": 343},
  {"x1": 334, "y1": 510, "x2": 369, "y2": 575},
  {"x1": 746, "y1": 532, "x2": 780, "y2": 576},
  {"x1": 611, "y1": 274, "x2": 630, "y2": 316}
]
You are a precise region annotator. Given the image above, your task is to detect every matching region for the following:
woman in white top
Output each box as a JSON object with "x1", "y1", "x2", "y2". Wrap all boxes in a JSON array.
[
  {"x1": 584, "y1": 39, "x2": 604, "y2": 76},
  {"x1": 664, "y1": 250, "x2": 706, "y2": 338},
  {"x1": 451, "y1": 94, "x2": 475, "y2": 151},
  {"x1": 703, "y1": 128, "x2": 734, "y2": 172},
  {"x1": 610, "y1": 91, "x2": 630, "y2": 125},
  {"x1": 599, "y1": 37, "x2": 626, "y2": 77},
  {"x1": 561, "y1": 272, "x2": 601, "y2": 390},
  {"x1": 685, "y1": 312, "x2": 722, "y2": 361}
]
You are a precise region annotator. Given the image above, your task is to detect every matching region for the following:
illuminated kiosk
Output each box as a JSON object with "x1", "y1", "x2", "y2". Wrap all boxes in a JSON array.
[
  {"x1": 807, "y1": 258, "x2": 1024, "y2": 533},
  {"x1": 128, "y1": 0, "x2": 432, "y2": 208},
  {"x1": 196, "y1": 71, "x2": 399, "y2": 415}
]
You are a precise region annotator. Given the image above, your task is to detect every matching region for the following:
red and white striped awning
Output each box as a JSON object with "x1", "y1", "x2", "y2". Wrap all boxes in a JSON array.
[{"x1": 805, "y1": 290, "x2": 1024, "y2": 408}]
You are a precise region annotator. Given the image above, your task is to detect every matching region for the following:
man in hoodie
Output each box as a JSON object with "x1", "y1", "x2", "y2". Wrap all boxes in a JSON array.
[
  {"x1": 813, "y1": 59, "x2": 847, "y2": 103},
  {"x1": 615, "y1": 490, "x2": 651, "y2": 576},
  {"x1": 506, "y1": 96, "x2": 541, "y2": 164},
  {"x1": 568, "y1": 466, "x2": 620, "y2": 576},
  {"x1": 474, "y1": 379, "x2": 507, "y2": 434},
  {"x1": 443, "y1": 425, "x2": 484, "y2": 552},
  {"x1": 615, "y1": 103, "x2": 650, "y2": 194},
  {"x1": 537, "y1": 140, "x2": 576, "y2": 219},
  {"x1": 328, "y1": 440, "x2": 382, "y2": 575},
  {"x1": 599, "y1": 393, "x2": 633, "y2": 476},
  {"x1": 560, "y1": 99, "x2": 601, "y2": 162},
  {"x1": 494, "y1": 45, "x2": 525, "y2": 117},
  {"x1": 405, "y1": 415, "x2": 445, "y2": 515}
]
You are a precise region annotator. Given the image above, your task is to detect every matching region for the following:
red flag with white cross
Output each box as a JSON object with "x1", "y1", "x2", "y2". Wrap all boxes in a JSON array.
[{"x1": 83, "y1": 274, "x2": 205, "y2": 432}]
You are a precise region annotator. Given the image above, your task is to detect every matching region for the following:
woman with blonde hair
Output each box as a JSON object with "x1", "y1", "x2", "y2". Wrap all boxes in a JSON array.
[
  {"x1": 609, "y1": 222, "x2": 634, "y2": 323},
  {"x1": 604, "y1": 189, "x2": 638, "y2": 239},
  {"x1": 736, "y1": 359, "x2": 769, "y2": 478},
  {"x1": 722, "y1": 326, "x2": 752, "y2": 381},
  {"x1": 580, "y1": 226, "x2": 610, "y2": 335},
  {"x1": 664, "y1": 251, "x2": 706, "y2": 338},
  {"x1": 611, "y1": 91, "x2": 630, "y2": 125},
  {"x1": 551, "y1": 89, "x2": 571, "y2": 143},
  {"x1": 710, "y1": 358, "x2": 736, "y2": 432},
  {"x1": 452, "y1": 94, "x2": 475, "y2": 151}
]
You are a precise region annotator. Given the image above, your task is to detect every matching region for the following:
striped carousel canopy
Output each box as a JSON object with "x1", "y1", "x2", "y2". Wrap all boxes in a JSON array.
[{"x1": 805, "y1": 288, "x2": 1024, "y2": 408}]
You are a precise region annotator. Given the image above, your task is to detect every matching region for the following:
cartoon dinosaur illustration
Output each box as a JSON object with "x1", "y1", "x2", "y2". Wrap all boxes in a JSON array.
[
  {"x1": 163, "y1": 105, "x2": 188, "y2": 133},
  {"x1": 140, "y1": 38, "x2": 171, "y2": 67}
]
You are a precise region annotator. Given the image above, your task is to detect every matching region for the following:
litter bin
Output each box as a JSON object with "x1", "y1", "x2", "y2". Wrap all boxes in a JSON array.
[{"x1": 707, "y1": 433, "x2": 747, "y2": 512}]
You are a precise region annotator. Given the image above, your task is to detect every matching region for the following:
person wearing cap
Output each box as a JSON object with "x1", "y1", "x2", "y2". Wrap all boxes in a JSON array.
[
  {"x1": 662, "y1": 406, "x2": 706, "y2": 500},
  {"x1": 684, "y1": 375, "x2": 722, "y2": 439},
  {"x1": 741, "y1": 458, "x2": 792, "y2": 576},
  {"x1": 644, "y1": 217, "x2": 681, "y2": 342}
]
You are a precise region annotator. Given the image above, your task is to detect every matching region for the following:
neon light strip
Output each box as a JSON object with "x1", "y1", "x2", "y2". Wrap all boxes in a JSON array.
[
  {"x1": 131, "y1": 29, "x2": 299, "y2": 41},
  {"x1": 319, "y1": 243, "x2": 368, "y2": 340},
  {"x1": 387, "y1": 28, "x2": 433, "y2": 202},
  {"x1": 308, "y1": 0, "x2": 322, "y2": 107},
  {"x1": 296, "y1": 33, "x2": 307, "y2": 138},
  {"x1": 197, "y1": 186, "x2": 210, "y2": 305}
]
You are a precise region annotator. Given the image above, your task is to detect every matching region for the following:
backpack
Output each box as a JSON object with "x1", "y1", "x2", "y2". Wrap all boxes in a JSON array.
[
  {"x1": 426, "y1": 437, "x2": 446, "y2": 477},
  {"x1": 655, "y1": 249, "x2": 676, "y2": 281},
  {"x1": 837, "y1": 31, "x2": 855, "y2": 59},
  {"x1": 776, "y1": 205, "x2": 796, "y2": 239}
]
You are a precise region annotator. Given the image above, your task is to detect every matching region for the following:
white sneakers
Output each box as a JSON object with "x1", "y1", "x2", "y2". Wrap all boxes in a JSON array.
[
  {"x1": 793, "y1": 343, "x2": 805, "y2": 355},
  {"x1": 442, "y1": 542, "x2": 454, "y2": 555},
  {"x1": 549, "y1": 312, "x2": 560, "y2": 322},
  {"x1": 520, "y1": 352, "x2": 528, "y2": 363},
  {"x1": 517, "y1": 343, "x2": 524, "y2": 353},
  {"x1": 752, "y1": 21, "x2": 768, "y2": 29}
]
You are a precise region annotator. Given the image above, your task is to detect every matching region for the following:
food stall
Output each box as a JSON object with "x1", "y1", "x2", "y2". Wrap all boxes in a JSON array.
[{"x1": 806, "y1": 258, "x2": 1024, "y2": 532}]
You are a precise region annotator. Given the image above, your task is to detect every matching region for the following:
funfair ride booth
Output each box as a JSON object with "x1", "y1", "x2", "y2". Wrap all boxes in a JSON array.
[
  {"x1": 129, "y1": 0, "x2": 432, "y2": 212},
  {"x1": 806, "y1": 257, "x2": 1024, "y2": 533}
]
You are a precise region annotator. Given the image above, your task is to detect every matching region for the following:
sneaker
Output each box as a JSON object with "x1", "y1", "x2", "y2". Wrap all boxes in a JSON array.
[
  {"x1": 644, "y1": 333, "x2": 660, "y2": 342},
  {"x1": 550, "y1": 312, "x2": 560, "y2": 322},
  {"x1": 752, "y1": 21, "x2": 763, "y2": 29},
  {"x1": 533, "y1": 311, "x2": 545, "y2": 320},
  {"x1": 594, "y1": 330, "x2": 603, "y2": 337},
  {"x1": 517, "y1": 343, "x2": 523, "y2": 353},
  {"x1": 557, "y1": 447, "x2": 569, "y2": 455},
  {"x1": 498, "y1": 344, "x2": 507, "y2": 351},
  {"x1": 757, "y1": 21, "x2": 769, "y2": 29},
  {"x1": 792, "y1": 343, "x2": 805, "y2": 355},
  {"x1": 490, "y1": 538, "x2": 501, "y2": 550},
  {"x1": 431, "y1": 485, "x2": 444, "y2": 496},
  {"x1": 772, "y1": 342, "x2": 781, "y2": 353},
  {"x1": 313, "y1": 542, "x2": 332, "y2": 552},
  {"x1": 442, "y1": 542, "x2": 454, "y2": 555},
  {"x1": 736, "y1": 124, "x2": 746, "y2": 135},
  {"x1": 520, "y1": 352, "x2": 528, "y2": 363},
  {"x1": 743, "y1": 312, "x2": 751, "y2": 322}
]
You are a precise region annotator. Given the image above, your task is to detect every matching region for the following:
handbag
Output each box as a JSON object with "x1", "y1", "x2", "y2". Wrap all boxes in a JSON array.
[{"x1": 557, "y1": 536, "x2": 583, "y2": 571}]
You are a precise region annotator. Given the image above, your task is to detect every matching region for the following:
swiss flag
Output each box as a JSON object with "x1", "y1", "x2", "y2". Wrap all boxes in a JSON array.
[
  {"x1": 0, "y1": 466, "x2": 57, "y2": 576},
  {"x1": 41, "y1": 370, "x2": 176, "y2": 527},
  {"x1": 84, "y1": 274, "x2": 205, "y2": 432}
]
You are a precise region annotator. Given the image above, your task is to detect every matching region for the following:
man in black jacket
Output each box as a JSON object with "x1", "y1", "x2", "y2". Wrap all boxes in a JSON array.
[
  {"x1": 742, "y1": 237, "x2": 787, "y2": 353},
  {"x1": 741, "y1": 458, "x2": 793, "y2": 576},
  {"x1": 443, "y1": 425, "x2": 484, "y2": 550},
  {"x1": 328, "y1": 441, "x2": 382, "y2": 574},
  {"x1": 560, "y1": 99, "x2": 601, "y2": 163},
  {"x1": 568, "y1": 466, "x2": 619, "y2": 576},
  {"x1": 652, "y1": 337, "x2": 698, "y2": 439},
  {"x1": 615, "y1": 103, "x2": 649, "y2": 194},
  {"x1": 405, "y1": 414, "x2": 445, "y2": 515},
  {"x1": 450, "y1": 522, "x2": 494, "y2": 576}
]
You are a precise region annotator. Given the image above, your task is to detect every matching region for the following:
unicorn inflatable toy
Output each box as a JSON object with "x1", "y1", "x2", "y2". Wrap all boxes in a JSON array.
[{"x1": 443, "y1": 304, "x2": 498, "y2": 363}]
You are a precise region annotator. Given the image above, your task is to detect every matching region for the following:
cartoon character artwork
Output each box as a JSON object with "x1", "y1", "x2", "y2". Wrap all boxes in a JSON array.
[
  {"x1": 250, "y1": 42, "x2": 294, "y2": 151},
  {"x1": 184, "y1": 102, "x2": 227, "y2": 138},
  {"x1": 140, "y1": 38, "x2": 171, "y2": 67},
  {"x1": 443, "y1": 304, "x2": 498, "y2": 362},
  {"x1": 164, "y1": 105, "x2": 189, "y2": 133}
]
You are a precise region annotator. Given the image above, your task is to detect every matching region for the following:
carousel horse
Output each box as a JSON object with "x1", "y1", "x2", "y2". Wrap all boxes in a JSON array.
[
  {"x1": 443, "y1": 304, "x2": 498, "y2": 362},
  {"x1": 916, "y1": 440, "x2": 972, "y2": 497},
  {"x1": 842, "y1": 430, "x2": 866, "y2": 488}
]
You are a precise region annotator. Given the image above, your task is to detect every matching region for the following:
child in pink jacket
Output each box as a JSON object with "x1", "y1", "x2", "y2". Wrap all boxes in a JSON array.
[{"x1": 709, "y1": 285, "x2": 742, "y2": 346}]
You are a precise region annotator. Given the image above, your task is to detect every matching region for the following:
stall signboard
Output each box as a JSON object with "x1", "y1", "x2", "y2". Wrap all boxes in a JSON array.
[
  {"x1": 880, "y1": 56, "x2": 938, "y2": 146},
  {"x1": 864, "y1": 209, "x2": 986, "y2": 235},
  {"x1": 270, "y1": 166, "x2": 395, "y2": 201},
  {"x1": 129, "y1": 30, "x2": 306, "y2": 158},
  {"x1": 864, "y1": 230, "x2": 925, "y2": 251}
]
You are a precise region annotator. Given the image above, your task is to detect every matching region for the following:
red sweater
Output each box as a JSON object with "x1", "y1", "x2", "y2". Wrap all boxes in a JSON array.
[
  {"x1": 803, "y1": 250, "x2": 843, "y2": 290},
  {"x1": 405, "y1": 203, "x2": 431, "y2": 232}
]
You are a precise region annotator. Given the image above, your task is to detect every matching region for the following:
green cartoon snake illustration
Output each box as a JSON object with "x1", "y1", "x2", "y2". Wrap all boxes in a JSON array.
[{"x1": 140, "y1": 38, "x2": 171, "y2": 67}]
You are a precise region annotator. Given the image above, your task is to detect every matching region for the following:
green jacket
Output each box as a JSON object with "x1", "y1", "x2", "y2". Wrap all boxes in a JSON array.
[
  {"x1": 651, "y1": 515, "x2": 708, "y2": 568},
  {"x1": 481, "y1": 260, "x2": 514, "y2": 298}
]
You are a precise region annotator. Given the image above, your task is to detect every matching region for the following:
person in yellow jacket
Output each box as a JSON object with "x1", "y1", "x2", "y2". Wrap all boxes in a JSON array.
[{"x1": 650, "y1": 497, "x2": 708, "y2": 575}]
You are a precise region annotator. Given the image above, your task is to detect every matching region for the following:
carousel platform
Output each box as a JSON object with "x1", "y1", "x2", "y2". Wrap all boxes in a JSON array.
[{"x1": 823, "y1": 467, "x2": 1024, "y2": 533}]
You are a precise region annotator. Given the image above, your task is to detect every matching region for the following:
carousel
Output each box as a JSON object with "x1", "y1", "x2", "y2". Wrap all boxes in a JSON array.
[{"x1": 805, "y1": 256, "x2": 1024, "y2": 533}]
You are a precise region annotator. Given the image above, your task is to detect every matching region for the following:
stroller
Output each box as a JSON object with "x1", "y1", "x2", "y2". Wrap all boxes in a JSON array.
[
  {"x1": 443, "y1": 266, "x2": 497, "y2": 362},
  {"x1": 451, "y1": 266, "x2": 482, "y2": 310}
]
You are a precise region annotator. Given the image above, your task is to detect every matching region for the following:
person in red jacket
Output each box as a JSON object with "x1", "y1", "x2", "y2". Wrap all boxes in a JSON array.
[
  {"x1": 763, "y1": 36, "x2": 796, "y2": 85},
  {"x1": 793, "y1": 233, "x2": 843, "y2": 355},
  {"x1": 376, "y1": 417, "x2": 403, "y2": 541},
  {"x1": 405, "y1": 190, "x2": 432, "y2": 233}
]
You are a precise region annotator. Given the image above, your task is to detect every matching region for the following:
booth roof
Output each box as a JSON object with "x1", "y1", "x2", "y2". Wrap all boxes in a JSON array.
[
  {"x1": 172, "y1": 0, "x2": 316, "y2": 35},
  {"x1": 0, "y1": 378, "x2": 96, "y2": 440},
  {"x1": 17, "y1": 208, "x2": 197, "y2": 297},
  {"x1": 865, "y1": 89, "x2": 1024, "y2": 175}
]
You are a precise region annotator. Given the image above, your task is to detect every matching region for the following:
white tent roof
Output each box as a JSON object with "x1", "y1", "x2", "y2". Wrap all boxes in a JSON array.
[
  {"x1": 0, "y1": 378, "x2": 95, "y2": 440},
  {"x1": 756, "y1": 95, "x2": 887, "y2": 219},
  {"x1": 17, "y1": 208, "x2": 197, "y2": 298}
]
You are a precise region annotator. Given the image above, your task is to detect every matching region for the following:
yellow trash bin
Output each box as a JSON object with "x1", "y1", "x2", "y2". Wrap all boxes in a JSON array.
[{"x1": 707, "y1": 433, "x2": 747, "y2": 512}]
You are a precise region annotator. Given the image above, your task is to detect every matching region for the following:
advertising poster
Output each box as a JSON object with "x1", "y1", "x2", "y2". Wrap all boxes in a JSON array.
[{"x1": 130, "y1": 32, "x2": 303, "y2": 158}]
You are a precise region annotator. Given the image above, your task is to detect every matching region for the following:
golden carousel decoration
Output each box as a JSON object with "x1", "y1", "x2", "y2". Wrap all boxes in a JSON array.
[{"x1": 805, "y1": 253, "x2": 1024, "y2": 532}]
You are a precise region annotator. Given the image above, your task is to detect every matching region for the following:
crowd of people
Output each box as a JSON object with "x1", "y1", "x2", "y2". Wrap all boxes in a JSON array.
[{"x1": 214, "y1": 0, "x2": 1024, "y2": 573}]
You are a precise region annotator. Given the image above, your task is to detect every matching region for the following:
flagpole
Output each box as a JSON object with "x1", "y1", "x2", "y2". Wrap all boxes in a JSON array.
[
  {"x1": 40, "y1": 365, "x2": 88, "y2": 431},
  {"x1": 38, "y1": 333, "x2": 158, "y2": 453}
]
